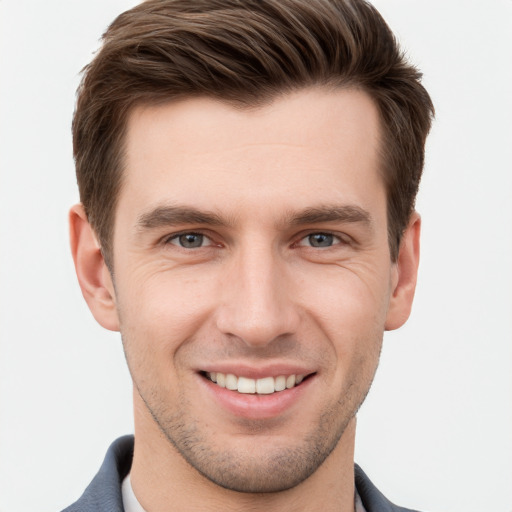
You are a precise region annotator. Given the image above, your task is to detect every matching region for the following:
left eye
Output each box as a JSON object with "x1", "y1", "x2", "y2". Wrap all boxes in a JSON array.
[
  {"x1": 299, "y1": 233, "x2": 340, "y2": 248},
  {"x1": 168, "y1": 233, "x2": 211, "y2": 248}
]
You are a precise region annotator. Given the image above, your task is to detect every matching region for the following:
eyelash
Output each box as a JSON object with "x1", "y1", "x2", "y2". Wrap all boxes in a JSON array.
[
  {"x1": 166, "y1": 232, "x2": 214, "y2": 249},
  {"x1": 164, "y1": 231, "x2": 347, "y2": 250},
  {"x1": 296, "y1": 232, "x2": 345, "y2": 249}
]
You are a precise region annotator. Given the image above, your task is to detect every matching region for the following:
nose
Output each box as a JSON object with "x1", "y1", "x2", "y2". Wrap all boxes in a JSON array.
[{"x1": 215, "y1": 242, "x2": 300, "y2": 347}]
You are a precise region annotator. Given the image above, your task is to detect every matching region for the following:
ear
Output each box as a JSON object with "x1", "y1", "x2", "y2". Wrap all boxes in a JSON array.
[
  {"x1": 385, "y1": 212, "x2": 421, "y2": 331},
  {"x1": 69, "y1": 204, "x2": 120, "y2": 331}
]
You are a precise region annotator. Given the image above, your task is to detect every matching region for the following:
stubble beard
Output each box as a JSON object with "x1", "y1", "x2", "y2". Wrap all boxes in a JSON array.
[
  {"x1": 134, "y1": 372, "x2": 374, "y2": 494},
  {"x1": 120, "y1": 314, "x2": 383, "y2": 494}
]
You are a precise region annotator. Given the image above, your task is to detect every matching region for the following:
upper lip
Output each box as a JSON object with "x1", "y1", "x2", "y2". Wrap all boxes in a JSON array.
[{"x1": 198, "y1": 362, "x2": 316, "y2": 379}]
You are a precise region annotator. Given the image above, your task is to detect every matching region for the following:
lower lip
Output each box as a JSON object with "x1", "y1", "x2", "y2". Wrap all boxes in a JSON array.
[{"x1": 198, "y1": 374, "x2": 314, "y2": 420}]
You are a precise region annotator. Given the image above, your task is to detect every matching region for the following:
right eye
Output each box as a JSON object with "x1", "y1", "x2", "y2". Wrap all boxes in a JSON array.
[{"x1": 167, "y1": 233, "x2": 212, "y2": 249}]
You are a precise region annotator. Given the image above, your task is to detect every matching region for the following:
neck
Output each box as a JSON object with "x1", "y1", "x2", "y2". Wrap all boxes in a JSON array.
[{"x1": 130, "y1": 391, "x2": 357, "y2": 512}]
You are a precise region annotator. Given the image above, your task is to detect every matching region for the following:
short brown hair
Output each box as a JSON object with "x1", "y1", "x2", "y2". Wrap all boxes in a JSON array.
[{"x1": 73, "y1": 0, "x2": 434, "y2": 268}]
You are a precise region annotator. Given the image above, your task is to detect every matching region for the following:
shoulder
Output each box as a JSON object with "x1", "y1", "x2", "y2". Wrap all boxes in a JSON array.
[
  {"x1": 61, "y1": 436, "x2": 134, "y2": 512},
  {"x1": 355, "y1": 464, "x2": 423, "y2": 512}
]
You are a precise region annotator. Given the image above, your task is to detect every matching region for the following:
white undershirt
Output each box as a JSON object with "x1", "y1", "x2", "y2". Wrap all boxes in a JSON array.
[
  {"x1": 122, "y1": 474, "x2": 146, "y2": 512},
  {"x1": 121, "y1": 474, "x2": 367, "y2": 512}
]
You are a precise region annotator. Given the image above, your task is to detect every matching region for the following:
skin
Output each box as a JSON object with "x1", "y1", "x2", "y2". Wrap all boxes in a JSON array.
[{"x1": 70, "y1": 88, "x2": 420, "y2": 512}]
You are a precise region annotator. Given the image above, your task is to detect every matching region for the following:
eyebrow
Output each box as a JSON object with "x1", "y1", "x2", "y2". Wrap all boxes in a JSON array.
[
  {"x1": 136, "y1": 203, "x2": 373, "y2": 232},
  {"x1": 137, "y1": 205, "x2": 228, "y2": 230},
  {"x1": 287, "y1": 205, "x2": 373, "y2": 228}
]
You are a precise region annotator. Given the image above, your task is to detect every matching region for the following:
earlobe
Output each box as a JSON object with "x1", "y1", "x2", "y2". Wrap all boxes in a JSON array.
[
  {"x1": 69, "y1": 204, "x2": 120, "y2": 331},
  {"x1": 385, "y1": 212, "x2": 421, "y2": 331}
]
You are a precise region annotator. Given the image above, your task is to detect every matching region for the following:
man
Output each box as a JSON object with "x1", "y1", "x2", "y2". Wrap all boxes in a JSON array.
[{"x1": 65, "y1": 0, "x2": 433, "y2": 511}]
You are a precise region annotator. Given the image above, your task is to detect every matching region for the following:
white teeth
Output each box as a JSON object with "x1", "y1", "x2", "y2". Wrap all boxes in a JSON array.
[
  {"x1": 206, "y1": 372, "x2": 307, "y2": 394},
  {"x1": 225, "y1": 373, "x2": 238, "y2": 390},
  {"x1": 274, "y1": 375, "x2": 286, "y2": 391},
  {"x1": 238, "y1": 376, "x2": 256, "y2": 394},
  {"x1": 216, "y1": 373, "x2": 226, "y2": 388},
  {"x1": 256, "y1": 376, "x2": 275, "y2": 394}
]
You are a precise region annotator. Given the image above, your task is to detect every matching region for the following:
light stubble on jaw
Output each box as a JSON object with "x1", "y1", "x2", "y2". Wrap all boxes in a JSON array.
[
  {"x1": 135, "y1": 368, "x2": 371, "y2": 495},
  {"x1": 152, "y1": 405, "x2": 350, "y2": 493},
  {"x1": 121, "y1": 316, "x2": 384, "y2": 494}
]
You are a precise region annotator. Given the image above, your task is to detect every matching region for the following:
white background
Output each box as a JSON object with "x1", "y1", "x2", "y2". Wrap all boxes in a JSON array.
[{"x1": 0, "y1": 1, "x2": 511, "y2": 511}]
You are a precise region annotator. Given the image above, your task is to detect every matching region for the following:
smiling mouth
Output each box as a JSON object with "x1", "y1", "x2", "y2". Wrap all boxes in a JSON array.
[{"x1": 202, "y1": 372, "x2": 312, "y2": 395}]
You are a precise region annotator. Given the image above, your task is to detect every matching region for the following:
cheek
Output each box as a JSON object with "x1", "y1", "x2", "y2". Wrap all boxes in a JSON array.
[
  {"x1": 296, "y1": 264, "x2": 389, "y2": 370},
  {"x1": 298, "y1": 261, "x2": 392, "y2": 326},
  {"x1": 115, "y1": 267, "x2": 219, "y2": 359}
]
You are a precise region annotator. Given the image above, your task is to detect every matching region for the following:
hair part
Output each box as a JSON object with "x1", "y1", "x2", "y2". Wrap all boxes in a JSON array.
[{"x1": 73, "y1": 0, "x2": 434, "y2": 268}]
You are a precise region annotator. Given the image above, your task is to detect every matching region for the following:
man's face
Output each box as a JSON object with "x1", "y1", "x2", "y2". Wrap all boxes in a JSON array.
[{"x1": 109, "y1": 89, "x2": 401, "y2": 492}]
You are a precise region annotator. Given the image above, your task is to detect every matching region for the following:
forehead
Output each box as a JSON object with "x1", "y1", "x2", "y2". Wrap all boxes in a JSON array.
[{"x1": 119, "y1": 88, "x2": 384, "y2": 225}]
